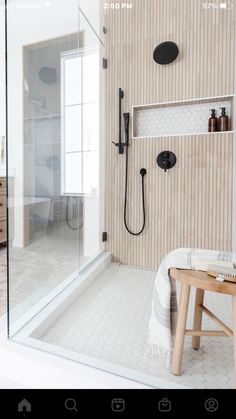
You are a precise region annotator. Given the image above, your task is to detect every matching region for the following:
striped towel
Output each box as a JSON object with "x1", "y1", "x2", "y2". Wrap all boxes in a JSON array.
[{"x1": 148, "y1": 248, "x2": 233, "y2": 368}]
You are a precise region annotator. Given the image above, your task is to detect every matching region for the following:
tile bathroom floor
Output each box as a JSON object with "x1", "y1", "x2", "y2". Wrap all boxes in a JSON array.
[
  {"x1": 6, "y1": 221, "x2": 89, "y2": 309},
  {"x1": 36, "y1": 263, "x2": 235, "y2": 389}
]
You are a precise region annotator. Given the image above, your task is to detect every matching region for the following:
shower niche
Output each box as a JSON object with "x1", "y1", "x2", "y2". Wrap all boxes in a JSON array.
[{"x1": 132, "y1": 95, "x2": 234, "y2": 139}]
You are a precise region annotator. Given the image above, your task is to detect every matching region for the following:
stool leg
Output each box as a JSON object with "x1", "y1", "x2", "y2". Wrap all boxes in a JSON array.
[
  {"x1": 171, "y1": 283, "x2": 191, "y2": 376},
  {"x1": 233, "y1": 296, "x2": 236, "y2": 388},
  {"x1": 192, "y1": 289, "x2": 204, "y2": 350}
]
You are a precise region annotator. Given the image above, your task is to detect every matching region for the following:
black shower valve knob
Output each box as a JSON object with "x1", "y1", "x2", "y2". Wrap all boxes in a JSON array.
[
  {"x1": 156, "y1": 151, "x2": 177, "y2": 172},
  {"x1": 163, "y1": 160, "x2": 171, "y2": 171},
  {"x1": 162, "y1": 154, "x2": 172, "y2": 170}
]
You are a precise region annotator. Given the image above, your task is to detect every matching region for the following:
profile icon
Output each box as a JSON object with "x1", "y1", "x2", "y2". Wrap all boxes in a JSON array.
[{"x1": 205, "y1": 398, "x2": 219, "y2": 413}]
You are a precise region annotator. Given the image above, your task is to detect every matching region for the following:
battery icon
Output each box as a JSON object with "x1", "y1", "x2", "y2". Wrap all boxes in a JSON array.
[{"x1": 220, "y1": 3, "x2": 227, "y2": 8}]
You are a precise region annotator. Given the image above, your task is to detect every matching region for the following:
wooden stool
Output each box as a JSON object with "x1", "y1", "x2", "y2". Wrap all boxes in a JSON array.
[{"x1": 170, "y1": 268, "x2": 236, "y2": 377}]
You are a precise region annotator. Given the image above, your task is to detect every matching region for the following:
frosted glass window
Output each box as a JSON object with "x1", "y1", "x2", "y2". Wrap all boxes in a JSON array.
[
  {"x1": 65, "y1": 105, "x2": 82, "y2": 152},
  {"x1": 65, "y1": 153, "x2": 82, "y2": 194},
  {"x1": 83, "y1": 54, "x2": 99, "y2": 103},
  {"x1": 83, "y1": 103, "x2": 99, "y2": 150},
  {"x1": 65, "y1": 57, "x2": 82, "y2": 105},
  {"x1": 83, "y1": 151, "x2": 99, "y2": 195}
]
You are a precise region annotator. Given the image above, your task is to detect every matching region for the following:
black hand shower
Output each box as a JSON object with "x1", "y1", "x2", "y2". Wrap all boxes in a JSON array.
[
  {"x1": 123, "y1": 113, "x2": 130, "y2": 146},
  {"x1": 123, "y1": 112, "x2": 147, "y2": 236},
  {"x1": 112, "y1": 88, "x2": 147, "y2": 235},
  {"x1": 112, "y1": 88, "x2": 127, "y2": 154}
]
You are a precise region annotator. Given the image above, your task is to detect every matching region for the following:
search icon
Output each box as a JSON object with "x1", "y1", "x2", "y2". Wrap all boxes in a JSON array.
[{"x1": 65, "y1": 398, "x2": 78, "y2": 412}]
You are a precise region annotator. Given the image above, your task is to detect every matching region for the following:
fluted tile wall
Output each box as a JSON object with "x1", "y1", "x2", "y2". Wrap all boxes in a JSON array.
[{"x1": 104, "y1": 0, "x2": 235, "y2": 268}]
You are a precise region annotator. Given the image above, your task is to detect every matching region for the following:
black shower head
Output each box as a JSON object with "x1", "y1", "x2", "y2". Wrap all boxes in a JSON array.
[{"x1": 153, "y1": 41, "x2": 179, "y2": 65}]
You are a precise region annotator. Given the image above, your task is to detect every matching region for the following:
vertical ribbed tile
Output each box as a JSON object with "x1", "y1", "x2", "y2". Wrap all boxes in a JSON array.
[{"x1": 104, "y1": 0, "x2": 235, "y2": 269}]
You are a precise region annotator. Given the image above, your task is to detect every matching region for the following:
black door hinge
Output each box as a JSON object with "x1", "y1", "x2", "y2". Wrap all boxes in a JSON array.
[
  {"x1": 102, "y1": 232, "x2": 108, "y2": 242},
  {"x1": 103, "y1": 58, "x2": 108, "y2": 69}
]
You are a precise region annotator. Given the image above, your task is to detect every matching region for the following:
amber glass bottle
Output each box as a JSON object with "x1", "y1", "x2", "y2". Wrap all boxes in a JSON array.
[
  {"x1": 208, "y1": 109, "x2": 218, "y2": 132},
  {"x1": 218, "y1": 107, "x2": 229, "y2": 131}
]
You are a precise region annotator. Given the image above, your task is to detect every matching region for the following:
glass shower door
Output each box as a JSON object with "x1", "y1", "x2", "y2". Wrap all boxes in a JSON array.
[
  {"x1": 6, "y1": 0, "x2": 103, "y2": 337},
  {"x1": 77, "y1": 2, "x2": 104, "y2": 265},
  {"x1": 61, "y1": 35, "x2": 101, "y2": 266}
]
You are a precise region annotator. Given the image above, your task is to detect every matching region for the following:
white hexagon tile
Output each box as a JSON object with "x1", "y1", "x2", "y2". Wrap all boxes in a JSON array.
[
  {"x1": 134, "y1": 101, "x2": 232, "y2": 137},
  {"x1": 37, "y1": 263, "x2": 235, "y2": 389}
]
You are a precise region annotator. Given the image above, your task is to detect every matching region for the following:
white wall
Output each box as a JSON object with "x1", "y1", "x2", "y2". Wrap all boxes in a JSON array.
[{"x1": 7, "y1": 0, "x2": 78, "y2": 247}]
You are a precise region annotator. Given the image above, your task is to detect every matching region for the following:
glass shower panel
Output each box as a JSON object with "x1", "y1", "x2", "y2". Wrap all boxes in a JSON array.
[
  {"x1": 83, "y1": 103, "x2": 99, "y2": 150},
  {"x1": 65, "y1": 54, "x2": 82, "y2": 105},
  {"x1": 65, "y1": 106, "x2": 82, "y2": 152},
  {"x1": 83, "y1": 54, "x2": 100, "y2": 103},
  {"x1": 77, "y1": 5, "x2": 103, "y2": 263},
  {"x1": 7, "y1": 0, "x2": 81, "y2": 335}
]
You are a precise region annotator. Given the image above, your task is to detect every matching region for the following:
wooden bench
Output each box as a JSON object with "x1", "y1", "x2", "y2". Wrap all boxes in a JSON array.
[{"x1": 170, "y1": 268, "x2": 236, "y2": 378}]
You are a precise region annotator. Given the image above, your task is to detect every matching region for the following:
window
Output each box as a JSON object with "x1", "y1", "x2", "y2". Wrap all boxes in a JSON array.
[{"x1": 61, "y1": 50, "x2": 99, "y2": 195}]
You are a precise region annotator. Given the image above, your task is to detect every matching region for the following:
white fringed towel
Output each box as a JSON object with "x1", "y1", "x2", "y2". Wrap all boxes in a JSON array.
[{"x1": 148, "y1": 248, "x2": 234, "y2": 367}]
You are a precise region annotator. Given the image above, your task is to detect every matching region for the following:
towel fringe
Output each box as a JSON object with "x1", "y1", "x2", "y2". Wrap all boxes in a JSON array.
[{"x1": 147, "y1": 337, "x2": 172, "y2": 368}]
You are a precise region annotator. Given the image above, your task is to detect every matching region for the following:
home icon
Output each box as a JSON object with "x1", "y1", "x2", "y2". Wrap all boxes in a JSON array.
[{"x1": 18, "y1": 399, "x2": 31, "y2": 413}]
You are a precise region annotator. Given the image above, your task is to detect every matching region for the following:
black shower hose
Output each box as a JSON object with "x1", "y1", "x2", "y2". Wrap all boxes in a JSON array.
[{"x1": 124, "y1": 145, "x2": 146, "y2": 236}]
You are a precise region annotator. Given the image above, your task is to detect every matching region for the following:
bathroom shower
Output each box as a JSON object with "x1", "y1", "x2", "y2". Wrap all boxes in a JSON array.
[
  {"x1": 113, "y1": 88, "x2": 147, "y2": 236},
  {"x1": 113, "y1": 42, "x2": 179, "y2": 235},
  {"x1": 5, "y1": 0, "x2": 236, "y2": 393}
]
